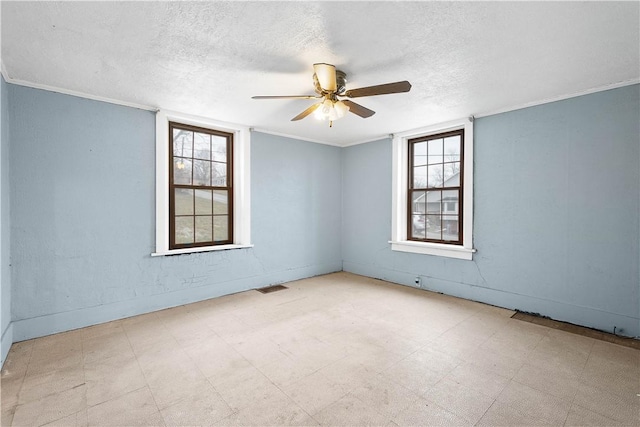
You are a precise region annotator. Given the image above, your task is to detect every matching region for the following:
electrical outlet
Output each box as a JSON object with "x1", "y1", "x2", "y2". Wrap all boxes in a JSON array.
[{"x1": 415, "y1": 276, "x2": 422, "y2": 287}]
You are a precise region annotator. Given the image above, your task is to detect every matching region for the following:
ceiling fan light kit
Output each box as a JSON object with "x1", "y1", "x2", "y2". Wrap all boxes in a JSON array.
[{"x1": 252, "y1": 63, "x2": 412, "y2": 127}]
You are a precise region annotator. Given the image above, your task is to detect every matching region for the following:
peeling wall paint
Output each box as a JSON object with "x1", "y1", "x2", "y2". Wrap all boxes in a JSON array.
[
  {"x1": 342, "y1": 85, "x2": 640, "y2": 337},
  {"x1": 7, "y1": 85, "x2": 342, "y2": 341}
]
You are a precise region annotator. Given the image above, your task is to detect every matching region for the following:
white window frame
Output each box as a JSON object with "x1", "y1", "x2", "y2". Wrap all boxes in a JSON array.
[
  {"x1": 390, "y1": 118, "x2": 476, "y2": 260},
  {"x1": 153, "y1": 110, "x2": 252, "y2": 256}
]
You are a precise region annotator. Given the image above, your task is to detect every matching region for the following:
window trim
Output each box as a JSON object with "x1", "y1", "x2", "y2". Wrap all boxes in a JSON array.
[
  {"x1": 153, "y1": 110, "x2": 251, "y2": 256},
  {"x1": 390, "y1": 118, "x2": 475, "y2": 260}
]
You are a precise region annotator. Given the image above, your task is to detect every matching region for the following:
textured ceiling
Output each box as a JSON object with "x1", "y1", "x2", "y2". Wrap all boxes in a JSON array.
[{"x1": 2, "y1": 1, "x2": 639, "y2": 146}]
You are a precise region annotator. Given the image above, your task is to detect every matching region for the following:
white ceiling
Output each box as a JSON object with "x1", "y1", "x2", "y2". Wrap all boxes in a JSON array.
[{"x1": 2, "y1": 1, "x2": 638, "y2": 146}]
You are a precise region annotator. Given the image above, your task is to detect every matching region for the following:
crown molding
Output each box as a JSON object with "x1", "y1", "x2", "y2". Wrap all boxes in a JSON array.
[
  {"x1": 251, "y1": 128, "x2": 341, "y2": 147},
  {"x1": 474, "y1": 79, "x2": 639, "y2": 119},
  {"x1": 3, "y1": 75, "x2": 157, "y2": 112}
]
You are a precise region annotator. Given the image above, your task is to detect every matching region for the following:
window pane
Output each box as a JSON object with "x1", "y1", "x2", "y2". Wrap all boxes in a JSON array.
[
  {"x1": 413, "y1": 142, "x2": 427, "y2": 167},
  {"x1": 443, "y1": 162, "x2": 460, "y2": 184},
  {"x1": 428, "y1": 138, "x2": 443, "y2": 164},
  {"x1": 193, "y1": 132, "x2": 211, "y2": 160},
  {"x1": 411, "y1": 191, "x2": 426, "y2": 215},
  {"x1": 442, "y1": 215, "x2": 459, "y2": 241},
  {"x1": 175, "y1": 217, "x2": 194, "y2": 244},
  {"x1": 413, "y1": 166, "x2": 427, "y2": 189},
  {"x1": 426, "y1": 215, "x2": 441, "y2": 240},
  {"x1": 173, "y1": 158, "x2": 192, "y2": 185},
  {"x1": 427, "y1": 164, "x2": 443, "y2": 188},
  {"x1": 173, "y1": 129, "x2": 193, "y2": 158},
  {"x1": 214, "y1": 215, "x2": 229, "y2": 241},
  {"x1": 213, "y1": 190, "x2": 228, "y2": 215},
  {"x1": 195, "y1": 216, "x2": 213, "y2": 242},
  {"x1": 195, "y1": 189, "x2": 212, "y2": 215},
  {"x1": 174, "y1": 188, "x2": 194, "y2": 215},
  {"x1": 211, "y1": 136, "x2": 228, "y2": 162},
  {"x1": 426, "y1": 190, "x2": 442, "y2": 214},
  {"x1": 442, "y1": 190, "x2": 458, "y2": 213},
  {"x1": 412, "y1": 214, "x2": 426, "y2": 239},
  {"x1": 212, "y1": 162, "x2": 227, "y2": 186},
  {"x1": 444, "y1": 136, "x2": 461, "y2": 162},
  {"x1": 193, "y1": 160, "x2": 211, "y2": 186}
]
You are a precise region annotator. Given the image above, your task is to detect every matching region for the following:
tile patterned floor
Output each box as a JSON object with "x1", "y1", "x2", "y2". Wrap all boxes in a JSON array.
[{"x1": 1, "y1": 272, "x2": 638, "y2": 426}]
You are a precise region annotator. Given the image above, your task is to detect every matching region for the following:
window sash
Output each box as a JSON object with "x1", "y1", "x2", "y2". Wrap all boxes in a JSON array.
[
  {"x1": 407, "y1": 129, "x2": 464, "y2": 245},
  {"x1": 168, "y1": 121, "x2": 234, "y2": 249}
]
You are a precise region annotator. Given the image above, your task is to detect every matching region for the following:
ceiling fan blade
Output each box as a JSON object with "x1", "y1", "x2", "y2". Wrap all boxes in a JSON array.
[
  {"x1": 313, "y1": 63, "x2": 337, "y2": 92},
  {"x1": 291, "y1": 102, "x2": 321, "y2": 121},
  {"x1": 342, "y1": 100, "x2": 375, "y2": 118},
  {"x1": 252, "y1": 95, "x2": 320, "y2": 100},
  {"x1": 344, "y1": 81, "x2": 412, "y2": 98}
]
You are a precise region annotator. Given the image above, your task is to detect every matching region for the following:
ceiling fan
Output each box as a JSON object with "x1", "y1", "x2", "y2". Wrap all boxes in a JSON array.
[{"x1": 252, "y1": 63, "x2": 411, "y2": 127}]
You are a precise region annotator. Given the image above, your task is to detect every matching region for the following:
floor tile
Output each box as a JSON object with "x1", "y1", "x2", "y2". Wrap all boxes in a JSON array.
[
  {"x1": 86, "y1": 387, "x2": 164, "y2": 426},
  {"x1": 381, "y1": 356, "x2": 448, "y2": 396},
  {"x1": 84, "y1": 352, "x2": 146, "y2": 407},
  {"x1": 82, "y1": 331, "x2": 133, "y2": 364},
  {"x1": 81, "y1": 321, "x2": 124, "y2": 341},
  {"x1": 573, "y1": 381, "x2": 640, "y2": 425},
  {"x1": 146, "y1": 368, "x2": 212, "y2": 410},
  {"x1": 493, "y1": 380, "x2": 571, "y2": 425},
  {"x1": 19, "y1": 364, "x2": 85, "y2": 404},
  {"x1": 461, "y1": 346, "x2": 526, "y2": 379},
  {"x1": 512, "y1": 362, "x2": 581, "y2": 402},
  {"x1": 1, "y1": 374, "x2": 25, "y2": 409},
  {"x1": 184, "y1": 338, "x2": 254, "y2": 380},
  {"x1": 392, "y1": 397, "x2": 471, "y2": 426},
  {"x1": 212, "y1": 364, "x2": 283, "y2": 412},
  {"x1": 312, "y1": 394, "x2": 392, "y2": 426},
  {"x1": 316, "y1": 357, "x2": 378, "y2": 394},
  {"x1": 564, "y1": 404, "x2": 626, "y2": 426},
  {"x1": 224, "y1": 390, "x2": 313, "y2": 426},
  {"x1": 2, "y1": 406, "x2": 16, "y2": 427},
  {"x1": 160, "y1": 386, "x2": 234, "y2": 426},
  {"x1": 442, "y1": 362, "x2": 510, "y2": 400},
  {"x1": 42, "y1": 409, "x2": 88, "y2": 427},
  {"x1": 257, "y1": 355, "x2": 318, "y2": 388},
  {"x1": 11, "y1": 384, "x2": 86, "y2": 427},
  {"x1": 282, "y1": 370, "x2": 351, "y2": 416},
  {"x1": 349, "y1": 374, "x2": 421, "y2": 419},
  {"x1": 423, "y1": 378, "x2": 496, "y2": 424},
  {"x1": 525, "y1": 333, "x2": 593, "y2": 379},
  {"x1": 477, "y1": 400, "x2": 559, "y2": 426}
]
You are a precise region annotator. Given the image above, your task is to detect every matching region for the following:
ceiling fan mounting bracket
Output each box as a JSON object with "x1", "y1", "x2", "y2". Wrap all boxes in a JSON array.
[{"x1": 314, "y1": 70, "x2": 347, "y2": 95}]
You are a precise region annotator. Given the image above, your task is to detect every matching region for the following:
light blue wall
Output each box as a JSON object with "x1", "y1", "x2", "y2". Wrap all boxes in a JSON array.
[
  {"x1": 343, "y1": 85, "x2": 640, "y2": 338},
  {"x1": 1, "y1": 75, "x2": 12, "y2": 363},
  {"x1": 7, "y1": 85, "x2": 342, "y2": 341},
  {"x1": 4, "y1": 81, "x2": 639, "y2": 348}
]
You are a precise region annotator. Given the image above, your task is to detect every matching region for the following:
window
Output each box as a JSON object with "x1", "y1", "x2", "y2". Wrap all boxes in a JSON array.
[
  {"x1": 154, "y1": 111, "x2": 251, "y2": 256},
  {"x1": 169, "y1": 122, "x2": 233, "y2": 249},
  {"x1": 408, "y1": 129, "x2": 463, "y2": 245},
  {"x1": 391, "y1": 118, "x2": 475, "y2": 260}
]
